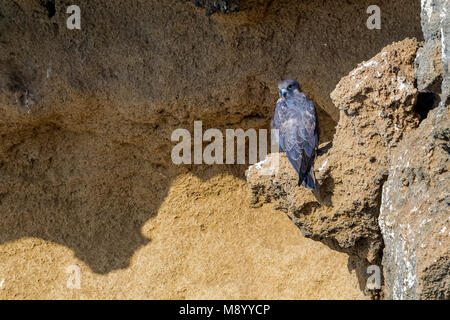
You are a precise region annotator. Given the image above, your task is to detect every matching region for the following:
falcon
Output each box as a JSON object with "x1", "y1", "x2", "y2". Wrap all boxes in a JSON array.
[{"x1": 271, "y1": 79, "x2": 319, "y2": 189}]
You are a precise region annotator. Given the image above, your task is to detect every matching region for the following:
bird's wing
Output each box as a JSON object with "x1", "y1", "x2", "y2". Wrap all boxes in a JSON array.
[
  {"x1": 272, "y1": 94, "x2": 318, "y2": 177},
  {"x1": 271, "y1": 98, "x2": 287, "y2": 152}
]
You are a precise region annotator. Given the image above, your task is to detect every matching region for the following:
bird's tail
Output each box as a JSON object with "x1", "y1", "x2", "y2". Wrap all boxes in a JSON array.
[{"x1": 299, "y1": 167, "x2": 316, "y2": 190}]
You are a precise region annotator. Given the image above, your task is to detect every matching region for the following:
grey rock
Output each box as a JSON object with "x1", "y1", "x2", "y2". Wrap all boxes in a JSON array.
[
  {"x1": 379, "y1": 105, "x2": 450, "y2": 300},
  {"x1": 415, "y1": 41, "x2": 443, "y2": 93},
  {"x1": 441, "y1": 0, "x2": 450, "y2": 104},
  {"x1": 415, "y1": 0, "x2": 444, "y2": 93},
  {"x1": 415, "y1": 0, "x2": 449, "y2": 104}
]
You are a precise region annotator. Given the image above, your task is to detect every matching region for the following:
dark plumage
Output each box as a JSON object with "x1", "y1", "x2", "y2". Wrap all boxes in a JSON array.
[{"x1": 271, "y1": 79, "x2": 319, "y2": 189}]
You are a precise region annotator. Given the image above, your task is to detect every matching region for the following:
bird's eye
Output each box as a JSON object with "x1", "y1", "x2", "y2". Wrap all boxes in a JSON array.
[{"x1": 287, "y1": 85, "x2": 292, "y2": 90}]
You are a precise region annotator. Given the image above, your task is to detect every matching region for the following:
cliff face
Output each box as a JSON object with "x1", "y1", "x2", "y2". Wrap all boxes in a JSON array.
[
  {"x1": 0, "y1": 172, "x2": 367, "y2": 299},
  {"x1": 247, "y1": 2, "x2": 449, "y2": 300},
  {"x1": 0, "y1": 0, "x2": 445, "y2": 300}
]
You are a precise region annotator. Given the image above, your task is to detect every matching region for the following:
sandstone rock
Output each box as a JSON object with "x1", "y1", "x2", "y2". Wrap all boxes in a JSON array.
[
  {"x1": 0, "y1": 0, "x2": 423, "y2": 276},
  {"x1": 0, "y1": 0, "x2": 427, "y2": 299},
  {"x1": 379, "y1": 105, "x2": 449, "y2": 300},
  {"x1": 247, "y1": 39, "x2": 421, "y2": 289},
  {"x1": 0, "y1": 172, "x2": 367, "y2": 299},
  {"x1": 0, "y1": 0, "x2": 424, "y2": 137}
]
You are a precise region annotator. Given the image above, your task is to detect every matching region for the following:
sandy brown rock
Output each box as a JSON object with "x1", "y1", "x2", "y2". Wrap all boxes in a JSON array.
[
  {"x1": 247, "y1": 39, "x2": 421, "y2": 293},
  {"x1": 379, "y1": 105, "x2": 449, "y2": 300},
  {"x1": 0, "y1": 0, "x2": 423, "y2": 299},
  {"x1": 0, "y1": 172, "x2": 366, "y2": 299}
]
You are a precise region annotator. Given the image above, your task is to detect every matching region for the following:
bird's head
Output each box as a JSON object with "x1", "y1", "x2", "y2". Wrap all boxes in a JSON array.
[{"x1": 278, "y1": 79, "x2": 300, "y2": 99}]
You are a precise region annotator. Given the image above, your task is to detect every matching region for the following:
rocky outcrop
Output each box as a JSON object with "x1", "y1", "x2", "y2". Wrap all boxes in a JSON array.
[
  {"x1": 377, "y1": 0, "x2": 450, "y2": 300},
  {"x1": 379, "y1": 105, "x2": 449, "y2": 300},
  {"x1": 3, "y1": 0, "x2": 444, "y2": 300},
  {"x1": 0, "y1": 0, "x2": 424, "y2": 136},
  {"x1": 247, "y1": 39, "x2": 421, "y2": 291}
]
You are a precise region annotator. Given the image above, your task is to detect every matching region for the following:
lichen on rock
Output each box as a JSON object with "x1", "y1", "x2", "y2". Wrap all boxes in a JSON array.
[{"x1": 0, "y1": 0, "x2": 443, "y2": 300}]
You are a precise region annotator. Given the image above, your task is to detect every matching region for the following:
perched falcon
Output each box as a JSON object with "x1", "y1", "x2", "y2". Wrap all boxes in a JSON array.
[{"x1": 271, "y1": 79, "x2": 319, "y2": 189}]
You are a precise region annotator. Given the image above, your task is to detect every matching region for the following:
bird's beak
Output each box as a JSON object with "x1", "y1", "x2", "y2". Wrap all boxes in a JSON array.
[{"x1": 280, "y1": 89, "x2": 287, "y2": 98}]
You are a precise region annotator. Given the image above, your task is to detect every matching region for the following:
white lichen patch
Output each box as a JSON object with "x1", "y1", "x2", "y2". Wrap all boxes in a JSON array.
[
  {"x1": 318, "y1": 158, "x2": 328, "y2": 172},
  {"x1": 422, "y1": 0, "x2": 434, "y2": 21}
]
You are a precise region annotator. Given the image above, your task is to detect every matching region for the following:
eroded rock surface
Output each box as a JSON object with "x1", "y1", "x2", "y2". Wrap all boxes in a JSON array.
[{"x1": 1, "y1": 0, "x2": 437, "y2": 300}]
